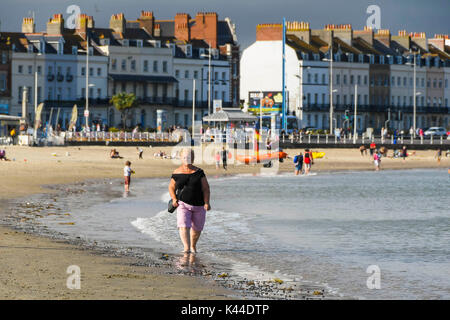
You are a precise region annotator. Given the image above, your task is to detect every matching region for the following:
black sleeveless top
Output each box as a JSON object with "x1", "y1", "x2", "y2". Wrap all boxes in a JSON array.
[{"x1": 171, "y1": 169, "x2": 206, "y2": 206}]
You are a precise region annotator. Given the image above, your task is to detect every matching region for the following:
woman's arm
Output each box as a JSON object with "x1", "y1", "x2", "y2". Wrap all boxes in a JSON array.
[
  {"x1": 168, "y1": 178, "x2": 178, "y2": 207},
  {"x1": 201, "y1": 176, "x2": 211, "y2": 211}
]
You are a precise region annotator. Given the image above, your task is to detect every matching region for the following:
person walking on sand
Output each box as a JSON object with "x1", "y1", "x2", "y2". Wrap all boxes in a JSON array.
[
  {"x1": 370, "y1": 142, "x2": 376, "y2": 156},
  {"x1": 222, "y1": 147, "x2": 228, "y2": 170},
  {"x1": 124, "y1": 161, "x2": 135, "y2": 192},
  {"x1": 401, "y1": 146, "x2": 408, "y2": 162},
  {"x1": 137, "y1": 147, "x2": 143, "y2": 159},
  {"x1": 294, "y1": 152, "x2": 304, "y2": 175},
  {"x1": 169, "y1": 148, "x2": 211, "y2": 254},
  {"x1": 436, "y1": 149, "x2": 442, "y2": 164},
  {"x1": 359, "y1": 145, "x2": 366, "y2": 156}
]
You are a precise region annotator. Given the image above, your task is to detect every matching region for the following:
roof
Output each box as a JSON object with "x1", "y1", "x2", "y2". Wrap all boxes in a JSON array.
[
  {"x1": 108, "y1": 74, "x2": 178, "y2": 83},
  {"x1": 202, "y1": 108, "x2": 257, "y2": 122}
]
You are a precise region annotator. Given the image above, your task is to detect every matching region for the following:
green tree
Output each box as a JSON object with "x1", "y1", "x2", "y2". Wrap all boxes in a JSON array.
[{"x1": 109, "y1": 92, "x2": 138, "y2": 128}]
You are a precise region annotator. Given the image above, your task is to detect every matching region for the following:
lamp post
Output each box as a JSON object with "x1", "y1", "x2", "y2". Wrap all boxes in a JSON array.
[
  {"x1": 406, "y1": 51, "x2": 419, "y2": 137},
  {"x1": 78, "y1": 36, "x2": 90, "y2": 130},
  {"x1": 353, "y1": 84, "x2": 358, "y2": 144},
  {"x1": 200, "y1": 43, "x2": 212, "y2": 116},
  {"x1": 192, "y1": 78, "x2": 196, "y2": 143},
  {"x1": 323, "y1": 43, "x2": 333, "y2": 134},
  {"x1": 294, "y1": 66, "x2": 310, "y2": 130}
]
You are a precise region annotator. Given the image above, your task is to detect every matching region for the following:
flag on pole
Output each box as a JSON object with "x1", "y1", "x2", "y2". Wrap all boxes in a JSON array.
[
  {"x1": 68, "y1": 104, "x2": 78, "y2": 131},
  {"x1": 34, "y1": 102, "x2": 44, "y2": 130}
]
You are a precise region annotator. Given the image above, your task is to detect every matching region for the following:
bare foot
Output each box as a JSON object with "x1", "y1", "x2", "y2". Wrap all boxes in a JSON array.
[{"x1": 190, "y1": 248, "x2": 197, "y2": 254}]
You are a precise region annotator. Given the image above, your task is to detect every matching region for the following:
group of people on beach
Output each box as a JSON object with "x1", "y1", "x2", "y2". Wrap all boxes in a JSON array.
[{"x1": 293, "y1": 149, "x2": 314, "y2": 175}]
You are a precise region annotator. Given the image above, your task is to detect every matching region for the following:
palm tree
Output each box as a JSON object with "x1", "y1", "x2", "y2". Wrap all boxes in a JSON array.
[{"x1": 109, "y1": 92, "x2": 138, "y2": 129}]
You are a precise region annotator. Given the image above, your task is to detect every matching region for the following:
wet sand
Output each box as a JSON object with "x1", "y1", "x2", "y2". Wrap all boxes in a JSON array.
[{"x1": 0, "y1": 145, "x2": 448, "y2": 299}]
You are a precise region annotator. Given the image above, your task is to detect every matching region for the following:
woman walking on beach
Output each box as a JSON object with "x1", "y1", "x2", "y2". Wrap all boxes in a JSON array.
[
  {"x1": 169, "y1": 149, "x2": 211, "y2": 253},
  {"x1": 373, "y1": 150, "x2": 381, "y2": 171}
]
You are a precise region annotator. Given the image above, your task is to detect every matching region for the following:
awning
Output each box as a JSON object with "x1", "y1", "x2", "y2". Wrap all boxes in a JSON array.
[
  {"x1": 108, "y1": 74, "x2": 178, "y2": 84},
  {"x1": 202, "y1": 108, "x2": 257, "y2": 122},
  {"x1": 0, "y1": 114, "x2": 21, "y2": 125}
]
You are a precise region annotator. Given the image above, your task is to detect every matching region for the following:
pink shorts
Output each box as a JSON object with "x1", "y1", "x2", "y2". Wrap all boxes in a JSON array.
[{"x1": 177, "y1": 201, "x2": 206, "y2": 231}]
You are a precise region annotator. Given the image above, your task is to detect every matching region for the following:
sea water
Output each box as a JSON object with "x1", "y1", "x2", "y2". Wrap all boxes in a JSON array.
[{"x1": 32, "y1": 169, "x2": 450, "y2": 299}]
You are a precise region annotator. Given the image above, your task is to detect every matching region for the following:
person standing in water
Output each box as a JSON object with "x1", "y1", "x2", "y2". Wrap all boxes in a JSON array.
[
  {"x1": 294, "y1": 152, "x2": 304, "y2": 175},
  {"x1": 169, "y1": 149, "x2": 211, "y2": 254},
  {"x1": 123, "y1": 161, "x2": 134, "y2": 192},
  {"x1": 304, "y1": 149, "x2": 312, "y2": 174}
]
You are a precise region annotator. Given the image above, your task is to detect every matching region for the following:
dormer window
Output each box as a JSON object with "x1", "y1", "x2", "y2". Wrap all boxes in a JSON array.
[
  {"x1": 313, "y1": 53, "x2": 320, "y2": 61},
  {"x1": 347, "y1": 53, "x2": 353, "y2": 62},
  {"x1": 88, "y1": 47, "x2": 93, "y2": 56},
  {"x1": 57, "y1": 40, "x2": 64, "y2": 55},
  {"x1": 199, "y1": 48, "x2": 205, "y2": 58},
  {"x1": 100, "y1": 38, "x2": 110, "y2": 46},
  {"x1": 27, "y1": 44, "x2": 34, "y2": 53},
  {"x1": 211, "y1": 48, "x2": 219, "y2": 59},
  {"x1": 122, "y1": 39, "x2": 129, "y2": 47},
  {"x1": 358, "y1": 54, "x2": 364, "y2": 63},
  {"x1": 168, "y1": 43, "x2": 175, "y2": 56},
  {"x1": 369, "y1": 55, "x2": 375, "y2": 64},
  {"x1": 396, "y1": 56, "x2": 402, "y2": 64},
  {"x1": 136, "y1": 40, "x2": 143, "y2": 48},
  {"x1": 185, "y1": 44, "x2": 192, "y2": 58},
  {"x1": 39, "y1": 40, "x2": 45, "y2": 54},
  {"x1": 379, "y1": 56, "x2": 385, "y2": 64},
  {"x1": 72, "y1": 46, "x2": 77, "y2": 55}
]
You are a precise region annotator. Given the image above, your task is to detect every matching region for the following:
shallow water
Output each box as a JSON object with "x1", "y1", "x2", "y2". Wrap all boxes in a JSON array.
[{"x1": 20, "y1": 169, "x2": 450, "y2": 299}]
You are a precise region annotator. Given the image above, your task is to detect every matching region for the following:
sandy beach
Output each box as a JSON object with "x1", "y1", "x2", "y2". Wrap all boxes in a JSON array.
[{"x1": 0, "y1": 145, "x2": 448, "y2": 299}]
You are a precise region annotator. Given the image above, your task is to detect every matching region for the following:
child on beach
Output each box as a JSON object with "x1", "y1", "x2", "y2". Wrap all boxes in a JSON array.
[
  {"x1": 124, "y1": 161, "x2": 135, "y2": 192},
  {"x1": 374, "y1": 150, "x2": 381, "y2": 171},
  {"x1": 215, "y1": 151, "x2": 221, "y2": 170}
]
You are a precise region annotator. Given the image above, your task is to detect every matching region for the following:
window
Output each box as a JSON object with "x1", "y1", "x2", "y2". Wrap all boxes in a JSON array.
[
  {"x1": 0, "y1": 73, "x2": 6, "y2": 91},
  {"x1": 222, "y1": 72, "x2": 226, "y2": 81},
  {"x1": 72, "y1": 46, "x2": 77, "y2": 55},
  {"x1": 97, "y1": 68, "x2": 101, "y2": 76},
  {"x1": 314, "y1": 73, "x2": 318, "y2": 83},
  {"x1": 185, "y1": 70, "x2": 189, "y2": 79},
  {"x1": 67, "y1": 87, "x2": 71, "y2": 99},
  {"x1": 111, "y1": 59, "x2": 117, "y2": 70},
  {"x1": 81, "y1": 88, "x2": 85, "y2": 98},
  {"x1": 433, "y1": 79, "x2": 437, "y2": 88},
  {"x1": 18, "y1": 65, "x2": 23, "y2": 73},
  {"x1": 322, "y1": 74, "x2": 326, "y2": 84},
  {"x1": 122, "y1": 60, "x2": 126, "y2": 71},
  {"x1": 336, "y1": 74, "x2": 340, "y2": 85},
  {"x1": 214, "y1": 71, "x2": 218, "y2": 80},
  {"x1": 221, "y1": 91, "x2": 225, "y2": 101},
  {"x1": 343, "y1": 75, "x2": 347, "y2": 85},
  {"x1": 143, "y1": 60, "x2": 148, "y2": 72},
  {"x1": 194, "y1": 71, "x2": 198, "y2": 79},
  {"x1": 175, "y1": 70, "x2": 180, "y2": 78},
  {"x1": 131, "y1": 60, "x2": 136, "y2": 71},
  {"x1": 391, "y1": 76, "x2": 395, "y2": 86},
  {"x1": 162, "y1": 61, "x2": 167, "y2": 73},
  {"x1": 307, "y1": 73, "x2": 311, "y2": 83},
  {"x1": 28, "y1": 65, "x2": 32, "y2": 74},
  {"x1": 350, "y1": 75, "x2": 354, "y2": 85},
  {"x1": 89, "y1": 67, "x2": 93, "y2": 76},
  {"x1": 364, "y1": 76, "x2": 367, "y2": 85},
  {"x1": 153, "y1": 61, "x2": 158, "y2": 72},
  {"x1": 322, "y1": 93, "x2": 326, "y2": 104},
  {"x1": 66, "y1": 67, "x2": 71, "y2": 75},
  {"x1": 97, "y1": 88, "x2": 101, "y2": 98},
  {"x1": 81, "y1": 67, "x2": 85, "y2": 76},
  {"x1": 184, "y1": 89, "x2": 189, "y2": 101}
]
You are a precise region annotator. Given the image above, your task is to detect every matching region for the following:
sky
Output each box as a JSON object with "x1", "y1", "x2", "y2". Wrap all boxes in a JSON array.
[{"x1": 0, "y1": 0, "x2": 448, "y2": 49}]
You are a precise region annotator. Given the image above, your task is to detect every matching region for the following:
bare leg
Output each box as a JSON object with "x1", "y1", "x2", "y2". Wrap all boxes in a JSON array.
[
  {"x1": 179, "y1": 227, "x2": 190, "y2": 253},
  {"x1": 190, "y1": 229, "x2": 202, "y2": 253}
]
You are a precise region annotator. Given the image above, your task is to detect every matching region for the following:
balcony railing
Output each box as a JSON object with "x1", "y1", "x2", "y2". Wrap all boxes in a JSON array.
[{"x1": 303, "y1": 104, "x2": 449, "y2": 114}]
